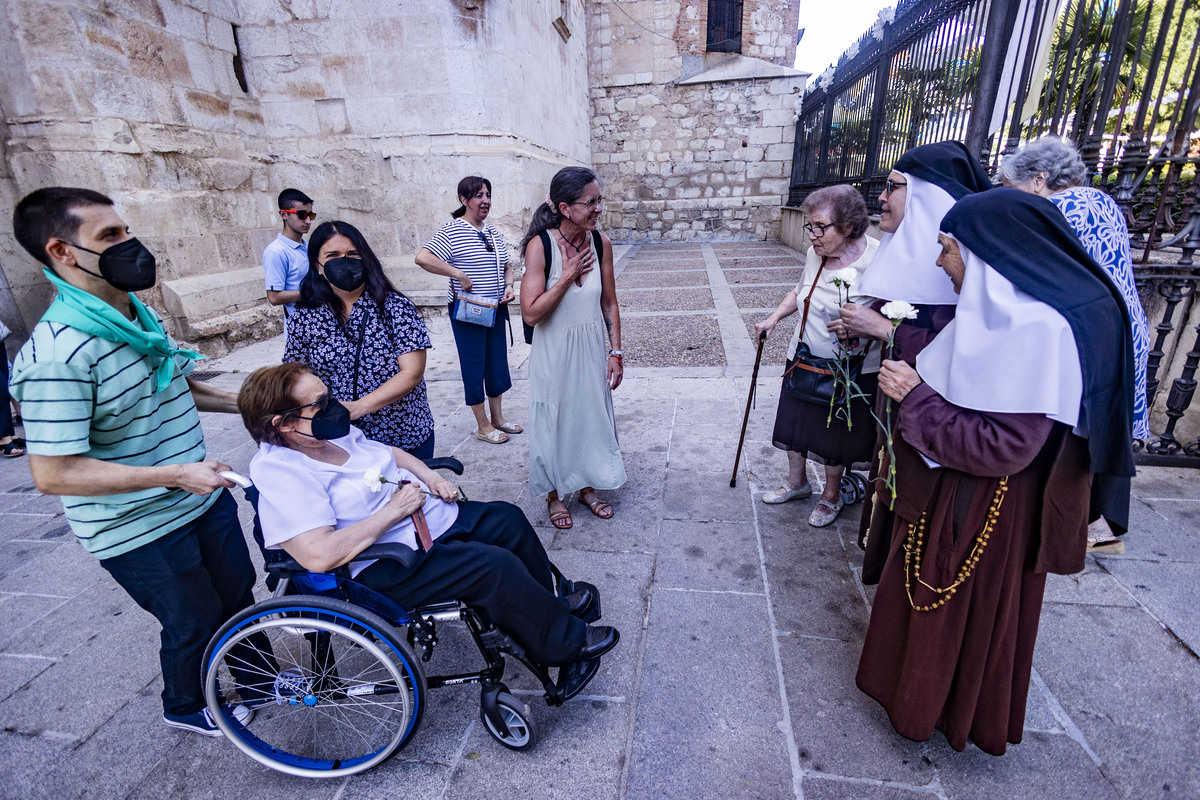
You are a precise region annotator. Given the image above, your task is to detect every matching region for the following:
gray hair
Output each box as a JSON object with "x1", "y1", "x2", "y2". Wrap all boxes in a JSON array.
[
  {"x1": 1000, "y1": 137, "x2": 1087, "y2": 191},
  {"x1": 801, "y1": 184, "x2": 869, "y2": 240}
]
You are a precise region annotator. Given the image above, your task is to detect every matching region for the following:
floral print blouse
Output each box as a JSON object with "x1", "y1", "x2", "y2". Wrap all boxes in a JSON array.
[{"x1": 284, "y1": 292, "x2": 435, "y2": 450}]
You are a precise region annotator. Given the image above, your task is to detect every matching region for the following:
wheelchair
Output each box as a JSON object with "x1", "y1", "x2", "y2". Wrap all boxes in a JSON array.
[{"x1": 201, "y1": 459, "x2": 603, "y2": 778}]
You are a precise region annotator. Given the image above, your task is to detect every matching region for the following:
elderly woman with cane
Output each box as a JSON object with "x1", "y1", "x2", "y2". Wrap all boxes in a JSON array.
[
  {"x1": 856, "y1": 188, "x2": 1134, "y2": 756},
  {"x1": 754, "y1": 184, "x2": 879, "y2": 527}
]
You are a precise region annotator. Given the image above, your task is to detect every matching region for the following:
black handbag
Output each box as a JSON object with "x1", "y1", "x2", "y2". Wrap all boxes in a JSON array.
[{"x1": 781, "y1": 257, "x2": 866, "y2": 404}]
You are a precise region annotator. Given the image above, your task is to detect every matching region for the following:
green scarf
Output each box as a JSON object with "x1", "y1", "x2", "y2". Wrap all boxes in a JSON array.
[{"x1": 39, "y1": 269, "x2": 205, "y2": 393}]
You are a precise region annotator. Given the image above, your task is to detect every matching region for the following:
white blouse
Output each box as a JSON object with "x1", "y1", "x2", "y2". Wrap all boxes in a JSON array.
[
  {"x1": 788, "y1": 235, "x2": 881, "y2": 371},
  {"x1": 249, "y1": 427, "x2": 460, "y2": 577}
]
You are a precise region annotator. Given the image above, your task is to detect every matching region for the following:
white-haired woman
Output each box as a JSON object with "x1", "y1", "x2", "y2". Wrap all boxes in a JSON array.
[{"x1": 1002, "y1": 137, "x2": 1151, "y2": 554}]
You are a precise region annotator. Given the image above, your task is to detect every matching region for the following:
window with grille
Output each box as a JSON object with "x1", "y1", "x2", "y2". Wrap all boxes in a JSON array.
[{"x1": 707, "y1": 0, "x2": 743, "y2": 53}]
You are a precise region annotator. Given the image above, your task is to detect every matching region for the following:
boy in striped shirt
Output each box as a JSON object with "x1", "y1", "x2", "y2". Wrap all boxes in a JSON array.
[{"x1": 10, "y1": 187, "x2": 268, "y2": 736}]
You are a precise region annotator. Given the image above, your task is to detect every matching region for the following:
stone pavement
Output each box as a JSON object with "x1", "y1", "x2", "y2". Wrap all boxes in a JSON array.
[{"x1": 1, "y1": 242, "x2": 1198, "y2": 800}]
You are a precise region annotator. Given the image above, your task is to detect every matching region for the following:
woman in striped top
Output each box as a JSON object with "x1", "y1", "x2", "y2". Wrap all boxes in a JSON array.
[{"x1": 417, "y1": 176, "x2": 519, "y2": 444}]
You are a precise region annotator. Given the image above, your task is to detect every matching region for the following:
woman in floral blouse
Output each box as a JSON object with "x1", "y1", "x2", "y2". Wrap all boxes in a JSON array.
[{"x1": 285, "y1": 220, "x2": 436, "y2": 459}]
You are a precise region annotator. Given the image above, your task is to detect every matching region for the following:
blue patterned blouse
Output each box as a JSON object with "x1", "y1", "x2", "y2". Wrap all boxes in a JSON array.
[{"x1": 1050, "y1": 186, "x2": 1151, "y2": 439}]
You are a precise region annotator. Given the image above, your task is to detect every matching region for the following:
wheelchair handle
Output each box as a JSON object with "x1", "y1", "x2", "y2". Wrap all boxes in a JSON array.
[{"x1": 218, "y1": 470, "x2": 253, "y2": 489}]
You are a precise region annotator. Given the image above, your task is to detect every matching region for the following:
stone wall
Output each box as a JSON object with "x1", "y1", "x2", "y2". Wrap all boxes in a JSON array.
[
  {"x1": 586, "y1": 0, "x2": 804, "y2": 243},
  {"x1": 0, "y1": 0, "x2": 593, "y2": 354}
]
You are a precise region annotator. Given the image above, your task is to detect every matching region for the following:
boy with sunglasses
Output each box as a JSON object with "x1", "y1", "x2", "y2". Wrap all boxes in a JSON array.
[{"x1": 263, "y1": 187, "x2": 315, "y2": 319}]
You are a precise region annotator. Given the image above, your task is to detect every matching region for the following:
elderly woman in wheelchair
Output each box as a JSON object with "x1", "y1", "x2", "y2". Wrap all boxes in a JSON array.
[{"x1": 204, "y1": 362, "x2": 618, "y2": 777}]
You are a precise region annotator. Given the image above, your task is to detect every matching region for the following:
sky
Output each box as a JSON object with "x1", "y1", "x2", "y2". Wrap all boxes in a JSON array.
[{"x1": 793, "y1": 0, "x2": 896, "y2": 76}]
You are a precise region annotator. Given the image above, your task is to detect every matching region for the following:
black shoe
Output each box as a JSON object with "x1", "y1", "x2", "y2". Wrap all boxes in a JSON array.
[
  {"x1": 577, "y1": 625, "x2": 619, "y2": 660},
  {"x1": 566, "y1": 587, "x2": 597, "y2": 618}
]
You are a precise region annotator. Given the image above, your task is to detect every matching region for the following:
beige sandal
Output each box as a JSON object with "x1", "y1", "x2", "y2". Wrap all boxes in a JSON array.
[
  {"x1": 476, "y1": 429, "x2": 510, "y2": 444},
  {"x1": 580, "y1": 488, "x2": 613, "y2": 519},
  {"x1": 548, "y1": 498, "x2": 573, "y2": 529}
]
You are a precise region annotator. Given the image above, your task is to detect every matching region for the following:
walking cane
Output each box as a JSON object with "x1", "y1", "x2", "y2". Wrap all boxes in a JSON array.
[{"x1": 730, "y1": 331, "x2": 767, "y2": 488}]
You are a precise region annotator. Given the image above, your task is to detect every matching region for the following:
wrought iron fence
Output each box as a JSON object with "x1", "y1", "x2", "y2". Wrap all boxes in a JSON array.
[{"x1": 788, "y1": 0, "x2": 1200, "y2": 466}]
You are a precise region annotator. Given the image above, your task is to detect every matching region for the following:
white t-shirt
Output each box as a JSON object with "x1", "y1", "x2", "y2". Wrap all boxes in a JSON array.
[{"x1": 249, "y1": 427, "x2": 460, "y2": 577}]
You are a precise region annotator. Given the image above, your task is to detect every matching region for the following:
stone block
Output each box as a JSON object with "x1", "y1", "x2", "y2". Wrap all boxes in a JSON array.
[
  {"x1": 748, "y1": 126, "x2": 783, "y2": 145},
  {"x1": 626, "y1": 589, "x2": 792, "y2": 799},
  {"x1": 91, "y1": 73, "x2": 186, "y2": 125},
  {"x1": 315, "y1": 98, "x2": 349, "y2": 136},
  {"x1": 260, "y1": 98, "x2": 321, "y2": 137},
  {"x1": 766, "y1": 142, "x2": 793, "y2": 162},
  {"x1": 159, "y1": 265, "x2": 269, "y2": 330},
  {"x1": 159, "y1": 0, "x2": 206, "y2": 42},
  {"x1": 235, "y1": 23, "x2": 291, "y2": 58},
  {"x1": 747, "y1": 160, "x2": 786, "y2": 180},
  {"x1": 206, "y1": 15, "x2": 236, "y2": 52},
  {"x1": 760, "y1": 178, "x2": 790, "y2": 195}
]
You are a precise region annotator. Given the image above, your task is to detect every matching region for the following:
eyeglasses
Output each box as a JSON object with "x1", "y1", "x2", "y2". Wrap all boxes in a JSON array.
[
  {"x1": 571, "y1": 197, "x2": 605, "y2": 210},
  {"x1": 804, "y1": 221, "x2": 833, "y2": 237},
  {"x1": 883, "y1": 179, "x2": 908, "y2": 197},
  {"x1": 282, "y1": 210, "x2": 317, "y2": 221},
  {"x1": 477, "y1": 231, "x2": 494, "y2": 252},
  {"x1": 276, "y1": 393, "x2": 332, "y2": 418}
]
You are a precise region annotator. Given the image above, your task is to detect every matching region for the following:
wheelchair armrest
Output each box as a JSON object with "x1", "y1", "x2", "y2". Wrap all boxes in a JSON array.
[
  {"x1": 422, "y1": 457, "x2": 464, "y2": 475},
  {"x1": 352, "y1": 543, "x2": 420, "y2": 570}
]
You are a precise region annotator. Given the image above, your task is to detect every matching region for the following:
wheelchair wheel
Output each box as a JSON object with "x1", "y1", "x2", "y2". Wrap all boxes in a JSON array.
[
  {"x1": 481, "y1": 692, "x2": 538, "y2": 751},
  {"x1": 203, "y1": 595, "x2": 426, "y2": 778},
  {"x1": 840, "y1": 471, "x2": 868, "y2": 506}
]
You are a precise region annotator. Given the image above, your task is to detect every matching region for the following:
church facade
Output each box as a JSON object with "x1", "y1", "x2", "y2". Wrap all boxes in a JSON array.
[{"x1": 0, "y1": 0, "x2": 804, "y2": 352}]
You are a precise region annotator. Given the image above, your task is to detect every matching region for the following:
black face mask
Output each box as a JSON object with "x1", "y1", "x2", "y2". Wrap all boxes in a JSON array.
[
  {"x1": 67, "y1": 237, "x2": 157, "y2": 292},
  {"x1": 282, "y1": 396, "x2": 352, "y2": 441},
  {"x1": 322, "y1": 257, "x2": 366, "y2": 292}
]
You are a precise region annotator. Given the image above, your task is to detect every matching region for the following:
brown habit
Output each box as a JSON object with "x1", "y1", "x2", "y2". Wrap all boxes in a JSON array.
[{"x1": 855, "y1": 383, "x2": 1090, "y2": 756}]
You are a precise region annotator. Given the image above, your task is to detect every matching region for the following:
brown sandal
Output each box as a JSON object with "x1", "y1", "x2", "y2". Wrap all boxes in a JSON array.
[
  {"x1": 548, "y1": 495, "x2": 573, "y2": 529},
  {"x1": 580, "y1": 488, "x2": 613, "y2": 520}
]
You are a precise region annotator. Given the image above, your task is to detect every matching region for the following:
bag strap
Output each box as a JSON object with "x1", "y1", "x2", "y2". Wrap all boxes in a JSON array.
[
  {"x1": 538, "y1": 230, "x2": 553, "y2": 283},
  {"x1": 590, "y1": 229, "x2": 603, "y2": 261},
  {"x1": 796, "y1": 256, "x2": 828, "y2": 345},
  {"x1": 350, "y1": 308, "x2": 369, "y2": 399}
]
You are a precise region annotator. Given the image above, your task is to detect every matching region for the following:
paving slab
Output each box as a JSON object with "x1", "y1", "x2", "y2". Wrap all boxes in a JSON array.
[
  {"x1": 618, "y1": 270, "x2": 711, "y2": 288},
  {"x1": 626, "y1": 589, "x2": 793, "y2": 800},
  {"x1": 928, "y1": 730, "x2": 1121, "y2": 800},
  {"x1": 1033, "y1": 604, "x2": 1200, "y2": 799},
  {"x1": 656, "y1": 519, "x2": 763, "y2": 592},
  {"x1": 621, "y1": 314, "x2": 726, "y2": 368},
  {"x1": 1096, "y1": 558, "x2": 1200, "y2": 653}
]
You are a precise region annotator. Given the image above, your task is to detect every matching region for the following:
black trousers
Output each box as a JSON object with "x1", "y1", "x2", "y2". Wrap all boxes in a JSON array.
[
  {"x1": 100, "y1": 490, "x2": 263, "y2": 716},
  {"x1": 356, "y1": 501, "x2": 586, "y2": 666}
]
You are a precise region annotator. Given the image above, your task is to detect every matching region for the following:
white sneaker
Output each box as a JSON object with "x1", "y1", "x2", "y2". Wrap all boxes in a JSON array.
[{"x1": 163, "y1": 704, "x2": 253, "y2": 737}]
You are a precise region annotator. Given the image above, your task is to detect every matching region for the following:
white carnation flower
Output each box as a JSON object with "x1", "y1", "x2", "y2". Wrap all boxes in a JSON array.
[
  {"x1": 880, "y1": 300, "x2": 919, "y2": 321},
  {"x1": 363, "y1": 467, "x2": 385, "y2": 492},
  {"x1": 834, "y1": 267, "x2": 858, "y2": 286}
]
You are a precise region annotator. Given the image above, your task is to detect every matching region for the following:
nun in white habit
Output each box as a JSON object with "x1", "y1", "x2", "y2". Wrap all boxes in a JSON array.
[
  {"x1": 848, "y1": 142, "x2": 992, "y2": 573},
  {"x1": 834, "y1": 141, "x2": 992, "y2": 364},
  {"x1": 855, "y1": 188, "x2": 1133, "y2": 756}
]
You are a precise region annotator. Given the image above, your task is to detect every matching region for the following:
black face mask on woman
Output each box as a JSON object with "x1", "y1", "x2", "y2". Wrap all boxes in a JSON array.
[
  {"x1": 322, "y1": 257, "x2": 366, "y2": 292},
  {"x1": 66, "y1": 237, "x2": 158, "y2": 292},
  {"x1": 281, "y1": 395, "x2": 352, "y2": 440}
]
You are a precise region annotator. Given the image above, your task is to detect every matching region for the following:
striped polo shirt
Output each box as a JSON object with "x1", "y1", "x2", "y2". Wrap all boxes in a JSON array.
[
  {"x1": 423, "y1": 219, "x2": 510, "y2": 303},
  {"x1": 10, "y1": 314, "x2": 217, "y2": 560}
]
